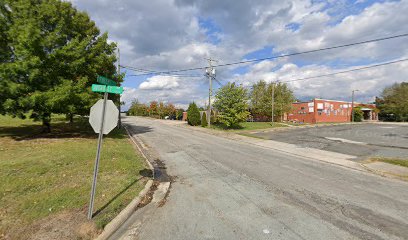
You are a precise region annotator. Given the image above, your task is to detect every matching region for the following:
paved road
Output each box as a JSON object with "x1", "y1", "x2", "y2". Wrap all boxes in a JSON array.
[
  {"x1": 113, "y1": 117, "x2": 408, "y2": 240},
  {"x1": 251, "y1": 123, "x2": 408, "y2": 160}
]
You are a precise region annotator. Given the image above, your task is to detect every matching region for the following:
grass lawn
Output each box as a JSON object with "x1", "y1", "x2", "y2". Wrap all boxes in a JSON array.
[
  {"x1": 0, "y1": 115, "x2": 148, "y2": 239},
  {"x1": 209, "y1": 121, "x2": 287, "y2": 131},
  {"x1": 371, "y1": 157, "x2": 408, "y2": 168}
]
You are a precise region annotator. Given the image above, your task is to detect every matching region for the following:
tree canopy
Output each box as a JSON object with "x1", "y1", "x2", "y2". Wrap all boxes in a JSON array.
[
  {"x1": 128, "y1": 100, "x2": 178, "y2": 119},
  {"x1": 376, "y1": 82, "x2": 408, "y2": 122},
  {"x1": 250, "y1": 80, "x2": 295, "y2": 121},
  {"x1": 0, "y1": 0, "x2": 118, "y2": 131},
  {"x1": 214, "y1": 82, "x2": 249, "y2": 127}
]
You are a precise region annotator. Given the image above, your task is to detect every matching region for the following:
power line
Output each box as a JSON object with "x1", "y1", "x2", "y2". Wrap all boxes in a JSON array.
[
  {"x1": 121, "y1": 33, "x2": 408, "y2": 76},
  {"x1": 120, "y1": 65, "x2": 162, "y2": 73},
  {"x1": 281, "y1": 58, "x2": 408, "y2": 83},
  {"x1": 122, "y1": 64, "x2": 203, "y2": 78},
  {"x1": 213, "y1": 77, "x2": 223, "y2": 86},
  {"x1": 126, "y1": 73, "x2": 203, "y2": 78}
]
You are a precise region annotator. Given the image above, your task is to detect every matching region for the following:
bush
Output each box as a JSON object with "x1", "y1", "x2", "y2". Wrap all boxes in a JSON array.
[
  {"x1": 353, "y1": 107, "x2": 363, "y2": 122},
  {"x1": 187, "y1": 102, "x2": 200, "y2": 126},
  {"x1": 210, "y1": 109, "x2": 217, "y2": 124},
  {"x1": 201, "y1": 112, "x2": 208, "y2": 127}
]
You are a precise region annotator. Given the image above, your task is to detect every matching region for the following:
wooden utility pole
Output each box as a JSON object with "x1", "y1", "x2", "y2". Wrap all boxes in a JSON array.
[{"x1": 205, "y1": 58, "x2": 218, "y2": 127}]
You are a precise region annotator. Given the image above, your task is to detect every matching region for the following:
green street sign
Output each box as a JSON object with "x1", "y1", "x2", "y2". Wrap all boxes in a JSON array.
[
  {"x1": 97, "y1": 75, "x2": 117, "y2": 86},
  {"x1": 92, "y1": 84, "x2": 123, "y2": 94},
  {"x1": 106, "y1": 85, "x2": 124, "y2": 94}
]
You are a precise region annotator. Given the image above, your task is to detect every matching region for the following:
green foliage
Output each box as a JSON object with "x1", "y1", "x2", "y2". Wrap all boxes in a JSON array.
[
  {"x1": 210, "y1": 109, "x2": 217, "y2": 124},
  {"x1": 176, "y1": 108, "x2": 184, "y2": 120},
  {"x1": 214, "y1": 82, "x2": 250, "y2": 128},
  {"x1": 128, "y1": 100, "x2": 177, "y2": 119},
  {"x1": 128, "y1": 99, "x2": 149, "y2": 116},
  {"x1": 250, "y1": 80, "x2": 295, "y2": 121},
  {"x1": 353, "y1": 106, "x2": 363, "y2": 122},
  {"x1": 0, "y1": 0, "x2": 118, "y2": 130},
  {"x1": 376, "y1": 82, "x2": 408, "y2": 122},
  {"x1": 201, "y1": 111, "x2": 208, "y2": 127},
  {"x1": 187, "y1": 102, "x2": 200, "y2": 126}
]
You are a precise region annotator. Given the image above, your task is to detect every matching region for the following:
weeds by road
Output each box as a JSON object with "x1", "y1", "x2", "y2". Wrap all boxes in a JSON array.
[
  {"x1": 371, "y1": 157, "x2": 408, "y2": 168},
  {"x1": 0, "y1": 115, "x2": 148, "y2": 239},
  {"x1": 209, "y1": 122, "x2": 287, "y2": 131}
]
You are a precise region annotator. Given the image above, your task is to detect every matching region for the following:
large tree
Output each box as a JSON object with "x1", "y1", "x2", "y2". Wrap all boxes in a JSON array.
[
  {"x1": 250, "y1": 80, "x2": 295, "y2": 121},
  {"x1": 213, "y1": 82, "x2": 250, "y2": 128},
  {"x1": 376, "y1": 82, "x2": 408, "y2": 122},
  {"x1": 0, "y1": 0, "x2": 118, "y2": 131}
]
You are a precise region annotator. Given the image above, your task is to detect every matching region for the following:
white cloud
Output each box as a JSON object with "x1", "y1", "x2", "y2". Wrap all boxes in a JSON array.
[{"x1": 139, "y1": 76, "x2": 180, "y2": 90}]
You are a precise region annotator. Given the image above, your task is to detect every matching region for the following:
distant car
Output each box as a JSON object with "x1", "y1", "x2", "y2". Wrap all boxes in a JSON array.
[{"x1": 164, "y1": 116, "x2": 169, "y2": 120}]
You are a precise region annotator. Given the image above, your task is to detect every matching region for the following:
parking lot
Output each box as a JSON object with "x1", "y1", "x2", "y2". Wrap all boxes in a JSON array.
[{"x1": 250, "y1": 123, "x2": 408, "y2": 160}]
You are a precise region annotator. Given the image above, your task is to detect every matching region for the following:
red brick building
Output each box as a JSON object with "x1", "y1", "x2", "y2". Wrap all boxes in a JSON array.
[{"x1": 287, "y1": 98, "x2": 377, "y2": 124}]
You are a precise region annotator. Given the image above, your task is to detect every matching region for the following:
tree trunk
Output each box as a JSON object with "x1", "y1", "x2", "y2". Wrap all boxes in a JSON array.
[
  {"x1": 69, "y1": 113, "x2": 74, "y2": 124},
  {"x1": 42, "y1": 113, "x2": 51, "y2": 133}
]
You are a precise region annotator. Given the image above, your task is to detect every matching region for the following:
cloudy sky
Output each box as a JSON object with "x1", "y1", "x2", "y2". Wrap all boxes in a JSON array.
[{"x1": 69, "y1": 0, "x2": 408, "y2": 109}]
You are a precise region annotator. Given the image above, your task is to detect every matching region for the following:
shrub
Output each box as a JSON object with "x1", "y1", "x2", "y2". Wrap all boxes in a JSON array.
[
  {"x1": 201, "y1": 111, "x2": 208, "y2": 127},
  {"x1": 353, "y1": 106, "x2": 363, "y2": 122},
  {"x1": 187, "y1": 102, "x2": 200, "y2": 126}
]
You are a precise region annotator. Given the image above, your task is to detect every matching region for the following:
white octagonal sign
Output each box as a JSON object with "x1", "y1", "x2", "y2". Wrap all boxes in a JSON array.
[{"x1": 89, "y1": 99, "x2": 119, "y2": 134}]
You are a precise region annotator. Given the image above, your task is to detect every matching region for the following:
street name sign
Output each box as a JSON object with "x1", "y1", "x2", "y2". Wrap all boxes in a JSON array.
[
  {"x1": 92, "y1": 84, "x2": 124, "y2": 94},
  {"x1": 97, "y1": 75, "x2": 117, "y2": 86}
]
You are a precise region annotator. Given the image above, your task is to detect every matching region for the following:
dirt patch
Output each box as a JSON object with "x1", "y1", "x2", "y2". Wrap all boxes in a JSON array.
[
  {"x1": 137, "y1": 181, "x2": 159, "y2": 209},
  {"x1": 4, "y1": 211, "x2": 100, "y2": 240}
]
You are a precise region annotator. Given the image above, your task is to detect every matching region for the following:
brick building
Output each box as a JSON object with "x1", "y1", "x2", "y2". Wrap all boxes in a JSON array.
[{"x1": 287, "y1": 98, "x2": 377, "y2": 124}]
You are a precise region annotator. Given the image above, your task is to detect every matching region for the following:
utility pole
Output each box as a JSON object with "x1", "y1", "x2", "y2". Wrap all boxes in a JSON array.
[
  {"x1": 117, "y1": 46, "x2": 122, "y2": 128},
  {"x1": 271, "y1": 81, "x2": 276, "y2": 125},
  {"x1": 205, "y1": 58, "x2": 217, "y2": 127},
  {"x1": 351, "y1": 89, "x2": 359, "y2": 122}
]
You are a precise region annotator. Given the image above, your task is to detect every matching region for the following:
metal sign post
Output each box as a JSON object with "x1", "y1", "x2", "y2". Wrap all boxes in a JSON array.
[
  {"x1": 87, "y1": 75, "x2": 121, "y2": 220},
  {"x1": 88, "y1": 91, "x2": 108, "y2": 220}
]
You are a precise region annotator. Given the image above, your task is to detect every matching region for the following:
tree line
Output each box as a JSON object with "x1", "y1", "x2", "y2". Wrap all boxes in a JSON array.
[{"x1": 127, "y1": 99, "x2": 185, "y2": 120}]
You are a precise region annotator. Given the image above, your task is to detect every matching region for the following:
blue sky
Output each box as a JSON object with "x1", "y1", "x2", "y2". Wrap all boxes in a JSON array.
[{"x1": 70, "y1": 0, "x2": 408, "y2": 109}]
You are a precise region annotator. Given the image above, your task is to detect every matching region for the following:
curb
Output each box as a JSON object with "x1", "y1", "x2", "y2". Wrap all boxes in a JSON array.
[
  {"x1": 95, "y1": 180, "x2": 153, "y2": 240},
  {"x1": 360, "y1": 163, "x2": 408, "y2": 182},
  {"x1": 94, "y1": 125, "x2": 155, "y2": 240}
]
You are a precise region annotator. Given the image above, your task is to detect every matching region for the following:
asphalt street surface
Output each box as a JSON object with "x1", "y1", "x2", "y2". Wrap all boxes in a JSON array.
[
  {"x1": 114, "y1": 117, "x2": 408, "y2": 240},
  {"x1": 251, "y1": 123, "x2": 408, "y2": 160}
]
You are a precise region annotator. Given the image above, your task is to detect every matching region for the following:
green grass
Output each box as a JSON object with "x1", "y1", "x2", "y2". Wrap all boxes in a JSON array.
[
  {"x1": 372, "y1": 157, "x2": 408, "y2": 168},
  {"x1": 0, "y1": 115, "x2": 148, "y2": 239},
  {"x1": 209, "y1": 121, "x2": 287, "y2": 131}
]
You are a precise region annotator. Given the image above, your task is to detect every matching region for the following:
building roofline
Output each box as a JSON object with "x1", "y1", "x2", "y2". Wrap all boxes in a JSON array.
[{"x1": 313, "y1": 98, "x2": 352, "y2": 103}]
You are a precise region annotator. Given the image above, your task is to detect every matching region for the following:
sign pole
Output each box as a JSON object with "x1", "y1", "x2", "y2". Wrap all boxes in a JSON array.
[{"x1": 88, "y1": 91, "x2": 108, "y2": 219}]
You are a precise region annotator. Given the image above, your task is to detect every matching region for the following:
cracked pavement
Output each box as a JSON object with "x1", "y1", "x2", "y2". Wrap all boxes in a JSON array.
[{"x1": 111, "y1": 117, "x2": 408, "y2": 240}]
